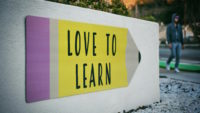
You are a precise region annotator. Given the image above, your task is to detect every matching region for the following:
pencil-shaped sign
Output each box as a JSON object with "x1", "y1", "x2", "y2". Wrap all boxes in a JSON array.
[{"x1": 26, "y1": 16, "x2": 139, "y2": 103}]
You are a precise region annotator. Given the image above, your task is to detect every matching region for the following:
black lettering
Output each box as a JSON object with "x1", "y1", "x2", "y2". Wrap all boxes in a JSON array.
[
  {"x1": 106, "y1": 33, "x2": 110, "y2": 56},
  {"x1": 75, "y1": 31, "x2": 81, "y2": 56},
  {"x1": 93, "y1": 32, "x2": 97, "y2": 56},
  {"x1": 68, "y1": 30, "x2": 72, "y2": 56},
  {"x1": 112, "y1": 34, "x2": 116, "y2": 56},
  {"x1": 83, "y1": 63, "x2": 87, "y2": 88},
  {"x1": 90, "y1": 63, "x2": 96, "y2": 87},
  {"x1": 84, "y1": 32, "x2": 90, "y2": 56},
  {"x1": 76, "y1": 64, "x2": 80, "y2": 89},
  {"x1": 98, "y1": 63, "x2": 103, "y2": 86},
  {"x1": 106, "y1": 63, "x2": 111, "y2": 85}
]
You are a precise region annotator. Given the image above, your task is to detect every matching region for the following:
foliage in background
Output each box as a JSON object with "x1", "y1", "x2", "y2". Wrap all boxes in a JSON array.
[
  {"x1": 47, "y1": 0, "x2": 130, "y2": 16},
  {"x1": 185, "y1": 0, "x2": 200, "y2": 41},
  {"x1": 141, "y1": 15, "x2": 156, "y2": 22},
  {"x1": 134, "y1": 0, "x2": 200, "y2": 41},
  {"x1": 133, "y1": 0, "x2": 184, "y2": 24}
]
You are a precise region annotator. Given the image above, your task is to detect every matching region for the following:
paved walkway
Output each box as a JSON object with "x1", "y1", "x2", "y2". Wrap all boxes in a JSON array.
[
  {"x1": 160, "y1": 68, "x2": 200, "y2": 83},
  {"x1": 159, "y1": 58, "x2": 200, "y2": 72},
  {"x1": 160, "y1": 47, "x2": 200, "y2": 61},
  {"x1": 160, "y1": 57, "x2": 200, "y2": 65}
]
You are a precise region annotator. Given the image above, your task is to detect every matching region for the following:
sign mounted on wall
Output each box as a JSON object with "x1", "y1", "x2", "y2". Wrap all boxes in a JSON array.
[{"x1": 26, "y1": 15, "x2": 139, "y2": 103}]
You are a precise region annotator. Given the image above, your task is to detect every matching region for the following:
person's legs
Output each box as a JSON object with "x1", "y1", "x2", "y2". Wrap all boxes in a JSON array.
[
  {"x1": 167, "y1": 43, "x2": 176, "y2": 64},
  {"x1": 166, "y1": 43, "x2": 176, "y2": 70},
  {"x1": 175, "y1": 43, "x2": 181, "y2": 69}
]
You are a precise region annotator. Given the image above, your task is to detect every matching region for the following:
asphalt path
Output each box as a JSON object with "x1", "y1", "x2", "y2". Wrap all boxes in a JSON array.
[
  {"x1": 159, "y1": 48, "x2": 200, "y2": 61},
  {"x1": 160, "y1": 68, "x2": 200, "y2": 83},
  {"x1": 160, "y1": 48, "x2": 200, "y2": 83}
]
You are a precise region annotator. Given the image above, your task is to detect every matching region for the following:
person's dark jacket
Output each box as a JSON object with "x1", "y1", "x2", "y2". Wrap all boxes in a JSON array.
[{"x1": 166, "y1": 13, "x2": 184, "y2": 45}]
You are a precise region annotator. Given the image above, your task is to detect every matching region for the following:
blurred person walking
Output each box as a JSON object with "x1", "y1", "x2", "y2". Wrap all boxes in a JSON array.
[{"x1": 166, "y1": 13, "x2": 184, "y2": 73}]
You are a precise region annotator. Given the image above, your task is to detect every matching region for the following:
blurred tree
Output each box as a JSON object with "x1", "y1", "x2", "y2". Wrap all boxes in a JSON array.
[
  {"x1": 135, "y1": 0, "x2": 184, "y2": 24},
  {"x1": 141, "y1": 15, "x2": 156, "y2": 22},
  {"x1": 111, "y1": 0, "x2": 129, "y2": 16},
  {"x1": 47, "y1": 0, "x2": 130, "y2": 16},
  {"x1": 185, "y1": 0, "x2": 200, "y2": 41},
  {"x1": 133, "y1": 0, "x2": 199, "y2": 42}
]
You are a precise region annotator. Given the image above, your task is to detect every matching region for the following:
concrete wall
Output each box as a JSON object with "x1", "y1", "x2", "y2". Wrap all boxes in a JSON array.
[{"x1": 0, "y1": 0, "x2": 160, "y2": 113}]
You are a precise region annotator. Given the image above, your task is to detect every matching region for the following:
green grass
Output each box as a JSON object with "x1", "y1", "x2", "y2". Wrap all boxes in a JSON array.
[{"x1": 160, "y1": 60, "x2": 200, "y2": 72}]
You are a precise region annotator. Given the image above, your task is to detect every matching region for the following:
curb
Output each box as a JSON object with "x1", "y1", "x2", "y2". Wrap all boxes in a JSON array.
[
  {"x1": 160, "y1": 60, "x2": 200, "y2": 72},
  {"x1": 159, "y1": 44, "x2": 200, "y2": 48}
]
